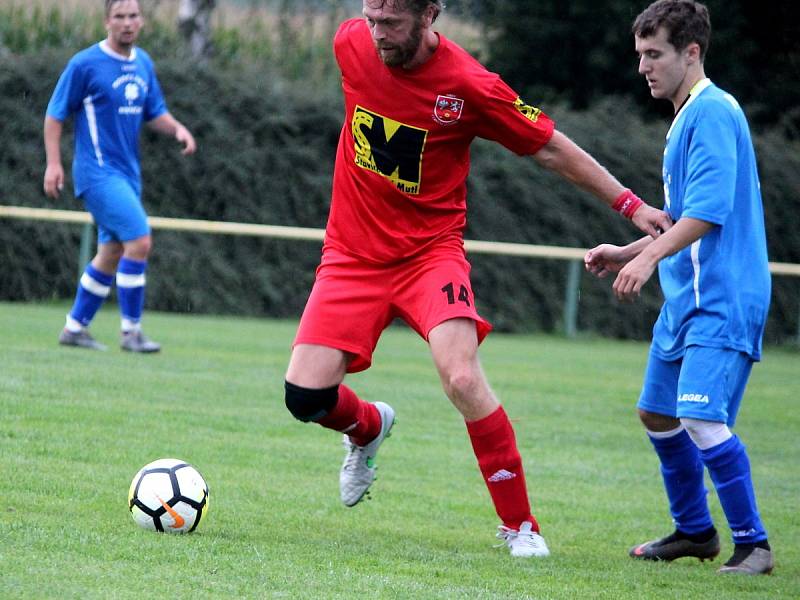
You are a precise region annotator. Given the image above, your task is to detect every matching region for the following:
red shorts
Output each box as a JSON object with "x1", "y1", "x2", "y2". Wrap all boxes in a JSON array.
[{"x1": 294, "y1": 242, "x2": 492, "y2": 373}]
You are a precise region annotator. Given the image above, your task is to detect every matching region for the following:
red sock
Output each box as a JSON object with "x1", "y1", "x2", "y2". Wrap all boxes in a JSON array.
[
  {"x1": 466, "y1": 405, "x2": 539, "y2": 531},
  {"x1": 316, "y1": 384, "x2": 381, "y2": 446}
]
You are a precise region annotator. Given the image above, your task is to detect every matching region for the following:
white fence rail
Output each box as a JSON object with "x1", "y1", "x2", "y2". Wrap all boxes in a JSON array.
[{"x1": 2, "y1": 205, "x2": 799, "y2": 339}]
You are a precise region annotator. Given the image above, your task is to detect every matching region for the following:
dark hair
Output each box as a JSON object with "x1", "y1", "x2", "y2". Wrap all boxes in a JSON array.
[
  {"x1": 105, "y1": 0, "x2": 140, "y2": 17},
  {"x1": 633, "y1": 0, "x2": 711, "y2": 60},
  {"x1": 367, "y1": 0, "x2": 445, "y2": 22}
]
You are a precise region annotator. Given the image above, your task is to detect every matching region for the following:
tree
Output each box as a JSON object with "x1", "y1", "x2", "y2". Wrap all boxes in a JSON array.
[
  {"x1": 482, "y1": 0, "x2": 800, "y2": 132},
  {"x1": 178, "y1": 0, "x2": 216, "y2": 62}
]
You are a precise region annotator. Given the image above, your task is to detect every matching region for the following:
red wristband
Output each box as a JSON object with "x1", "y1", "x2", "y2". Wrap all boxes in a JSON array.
[{"x1": 612, "y1": 189, "x2": 644, "y2": 219}]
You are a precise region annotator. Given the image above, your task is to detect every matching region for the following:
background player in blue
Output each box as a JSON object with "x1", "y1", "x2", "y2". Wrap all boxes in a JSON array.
[
  {"x1": 43, "y1": 0, "x2": 196, "y2": 353},
  {"x1": 584, "y1": 0, "x2": 773, "y2": 575}
]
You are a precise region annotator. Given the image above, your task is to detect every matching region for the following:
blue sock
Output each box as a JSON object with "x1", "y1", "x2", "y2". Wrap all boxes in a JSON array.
[
  {"x1": 700, "y1": 435, "x2": 767, "y2": 544},
  {"x1": 648, "y1": 429, "x2": 714, "y2": 534},
  {"x1": 69, "y1": 264, "x2": 114, "y2": 327},
  {"x1": 116, "y1": 257, "x2": 147, "y2": 329}
]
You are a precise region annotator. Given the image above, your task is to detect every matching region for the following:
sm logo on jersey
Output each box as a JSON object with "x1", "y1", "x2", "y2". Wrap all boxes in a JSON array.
[
  {"x1": 513, "y1": 97, "x2": 542, "y2": 123},
  {"x1": 352, "y1": 105, "x2": 428, "y2": 195}
]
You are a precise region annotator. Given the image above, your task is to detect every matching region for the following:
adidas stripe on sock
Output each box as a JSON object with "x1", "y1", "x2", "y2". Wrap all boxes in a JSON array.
[{"x1": 466, "y1": 405, "x2": 537, "y2": 530}]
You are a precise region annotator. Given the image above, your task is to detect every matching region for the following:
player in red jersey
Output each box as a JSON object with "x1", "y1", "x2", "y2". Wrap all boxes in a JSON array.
[{"x1": 284, "y1": 0, "x2": 672, "y2": 558}]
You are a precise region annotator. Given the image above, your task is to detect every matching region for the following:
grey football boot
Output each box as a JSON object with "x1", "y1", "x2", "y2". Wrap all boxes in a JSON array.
[
  {"x1": 339, "y1": 402, "x2": 395, "y2": 507},
  {"x1": 718, "y1": 545, "x2": 774, "y2": 575},
  {"x1": 120, "y1": 330, "x2": 161, "y2": 353},
  {"x1": 59, "y1": 328, "x2": 107, "y2": 351}
]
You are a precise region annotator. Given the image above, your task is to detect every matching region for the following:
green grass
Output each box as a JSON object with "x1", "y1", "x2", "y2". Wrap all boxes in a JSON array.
[{"x1": 0, "y1": 302, "x2": 797, "y2": 599}]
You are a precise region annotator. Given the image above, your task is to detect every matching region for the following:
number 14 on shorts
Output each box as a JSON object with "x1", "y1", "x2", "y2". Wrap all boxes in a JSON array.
[{"x1": 441, "y1": 282, "x2": 471, "y2": 307}]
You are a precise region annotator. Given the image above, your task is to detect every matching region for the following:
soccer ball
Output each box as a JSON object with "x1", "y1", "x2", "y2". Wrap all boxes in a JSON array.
[{"x1": 128, "y1": 458, "x2": 209, "y2": 533}]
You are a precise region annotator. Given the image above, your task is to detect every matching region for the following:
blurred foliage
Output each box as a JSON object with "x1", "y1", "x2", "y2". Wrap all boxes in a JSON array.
[
  {"x1": 482, "y1": 0, "x2": 800, "y2": 137},
  {"x1": 1, "y1": 2, "x2": 798, "y2": 345}
]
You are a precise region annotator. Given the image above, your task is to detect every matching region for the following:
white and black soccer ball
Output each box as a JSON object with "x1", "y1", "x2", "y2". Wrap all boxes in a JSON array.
[{"x1": 128, "y1": 458, "x2": 209, "y2": 533}]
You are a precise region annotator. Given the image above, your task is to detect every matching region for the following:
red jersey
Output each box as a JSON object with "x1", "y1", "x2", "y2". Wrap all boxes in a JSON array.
[{"x1": 326, "y1": 18, "x2": 555, "y2": 264}]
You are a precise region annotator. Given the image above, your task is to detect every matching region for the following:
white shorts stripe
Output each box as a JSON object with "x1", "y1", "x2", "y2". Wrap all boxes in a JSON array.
[
  {"x1": 116, "y1": 272, "x2": 146, "y2": 288},
  {"x1": 80, "y1": 272, "x2": 111, "y2": 297}
]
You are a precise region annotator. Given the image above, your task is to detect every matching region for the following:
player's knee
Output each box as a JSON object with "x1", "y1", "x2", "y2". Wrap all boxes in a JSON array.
[
  {"x1": 638, "y1": 409, "x2": 680, "y2": 431},
  {"x1": 441, "y1": 367, "x2": 480, "y2": 400},
  {"x1": 95, "y1": 242, "x2": 124, "y2": 269},
  {"x1": 104, "y1": 244, "x2": 124, "y2": 261},
  {"x1": 124, "y1": 235, "x2": 152, "y2": 260},
  {"x1": 680, "y1": 417, "x2": 732, "y2": 450},
  {"x1": 284, "y1": 381, "x2": 339, "y2": 423}
]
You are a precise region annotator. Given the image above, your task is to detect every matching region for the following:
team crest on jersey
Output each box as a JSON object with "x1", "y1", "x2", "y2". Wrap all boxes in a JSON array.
[
  {"x1": 124, "y1": 83, "x2": 140, "y2": 104},
  {"x1": 352, "y1": 105, "x2": 428, "y2": 195},
  {"x1": 514, "y1": 97, "x2": 542, "y2": 122},
  {"x1": 113, "y1": 74, "x2": 147, "y2": 115},
  {"x1": 433, "y1": 94, "x2": 464, "y2": 125}
]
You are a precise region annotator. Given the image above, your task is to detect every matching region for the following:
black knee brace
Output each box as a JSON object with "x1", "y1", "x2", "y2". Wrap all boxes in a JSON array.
[{"x1": 284, "y1": 381, "x2": 339, "y2": 422}]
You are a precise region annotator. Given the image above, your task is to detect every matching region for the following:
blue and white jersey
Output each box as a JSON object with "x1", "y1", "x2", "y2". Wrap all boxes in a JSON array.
[
  {"x1": 653, "y1": 79, "x2": 770, "y2": 361},
  {"x1": 46, "y1": 41, "x2": 167, "y2": 197}
]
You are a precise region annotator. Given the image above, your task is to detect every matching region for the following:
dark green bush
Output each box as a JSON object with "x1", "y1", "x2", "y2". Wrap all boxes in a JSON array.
[{"x1": 1, "y1": 5, "x2": 798, "y2": 345}]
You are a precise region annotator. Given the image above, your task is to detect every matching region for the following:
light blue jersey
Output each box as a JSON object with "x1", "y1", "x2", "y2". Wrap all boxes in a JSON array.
[
  {"x1": 46, "y1": 41, "x2": 167, "y2": 197},
  {"x1": 653, "y1": 79, "x2": 770, "y2": 361}
]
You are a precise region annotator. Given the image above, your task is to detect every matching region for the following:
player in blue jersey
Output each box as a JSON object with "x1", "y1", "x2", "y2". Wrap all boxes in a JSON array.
[
  {"x1": 584, "y1": 0, "x2": 773, "y2": 575},
  {"x1": 44, "y1": 0, "x2": 196, "y2": 353}
]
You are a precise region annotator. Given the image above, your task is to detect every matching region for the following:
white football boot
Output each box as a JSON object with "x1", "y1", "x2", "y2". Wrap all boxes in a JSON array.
[
  {"x1": 339, "y1": 401, "x2": 395, "y2": 507},
  {"x1": 496, "y1": 521, "x2": 550, "y2": 557}
]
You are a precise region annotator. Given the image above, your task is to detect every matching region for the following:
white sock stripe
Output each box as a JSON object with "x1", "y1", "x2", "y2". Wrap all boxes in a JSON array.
[
  {"x1": 116, "y1": 272, "x2": 146, "y2": 288},
  {"x1": 680, "y1": 417, "x2": 733, "y2": 450},
  {"x1": 65, "y1": 315, "x2": 83, "y2": 332},
  {"x1": 120, "y1": 318, "x2": 141, "y2": 332},
  {"x1": 80, "y1": 272, "x2": 111, "y2": 297},
  {"x1": 646, "y1": 424, "x2": 685, "y2": 439}
]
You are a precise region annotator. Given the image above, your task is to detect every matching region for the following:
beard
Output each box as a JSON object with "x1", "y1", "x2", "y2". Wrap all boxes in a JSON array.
[{"x1": 374, "y1": 18, "x2": 423, "y2": 67}]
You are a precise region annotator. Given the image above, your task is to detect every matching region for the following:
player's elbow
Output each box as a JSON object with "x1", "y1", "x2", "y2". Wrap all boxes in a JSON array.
[
  {"x1": 532, "y1": 130, "x2": 568, "y2": 171},
  {"x1": 44, "y1": 115, "x2": 63, "y2": 131}
]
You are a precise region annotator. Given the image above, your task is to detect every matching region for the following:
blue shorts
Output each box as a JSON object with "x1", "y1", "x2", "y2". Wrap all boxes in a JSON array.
[
  {"x1": 81, "y1": 177, "x2": 150, "y2": 244},
  {"x1": 637, "y1": 345, "x2": 753, "y2": 427}
]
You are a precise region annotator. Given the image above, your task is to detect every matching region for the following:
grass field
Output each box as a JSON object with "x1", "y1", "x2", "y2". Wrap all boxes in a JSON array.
[{"x1": 1, "y1": 302, "x2": 797, "y2": 599}]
